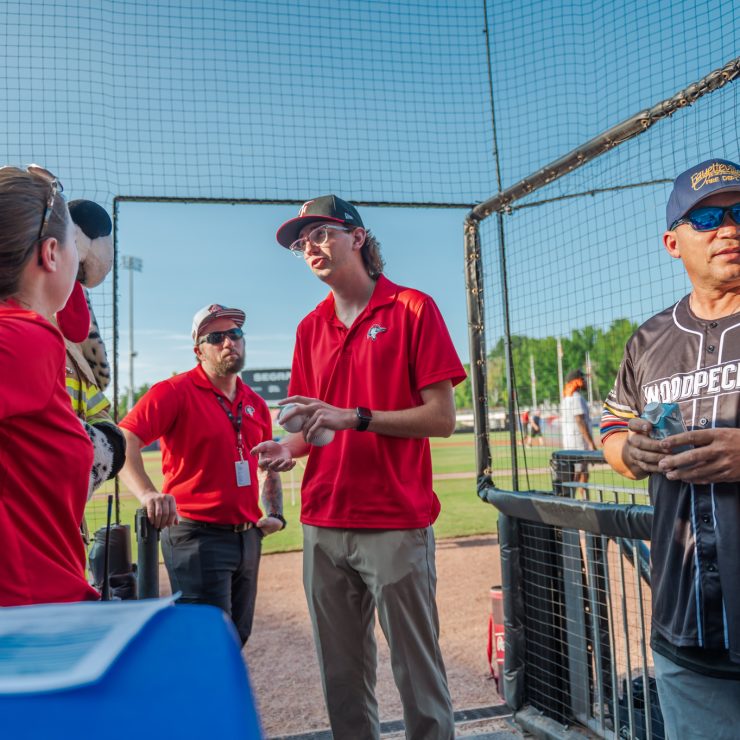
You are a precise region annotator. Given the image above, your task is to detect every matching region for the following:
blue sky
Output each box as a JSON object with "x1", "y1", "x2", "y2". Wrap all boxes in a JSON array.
[
  {"x1": 1, "y1": 0, "x2": 736, "y2": 396},
  {"x1": 114, "y1": 201, "x2": 470, "y2": 387}
]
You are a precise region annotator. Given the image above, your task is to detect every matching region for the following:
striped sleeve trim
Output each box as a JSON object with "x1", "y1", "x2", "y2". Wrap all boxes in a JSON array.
[{"x1": 600, "y1": 400, "x2": 636, "y2": 441}]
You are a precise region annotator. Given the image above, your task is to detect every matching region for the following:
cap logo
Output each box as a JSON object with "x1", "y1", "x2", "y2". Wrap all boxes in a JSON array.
[
  {"x1": 208, "y1": 304, "x2": 224, "y2": 313},
  {"x1": 691, "y1": 162, "x2": 740, "y2": 191},
  {"x1": 344, "y1": 211, "x2": 354, "y2": 220},
  {"x1": 367, "y1": 324, "x2": 387, "y2": 341},
  {"x1": 298, "y1": 200, "x2": 315, "y2": 216}
]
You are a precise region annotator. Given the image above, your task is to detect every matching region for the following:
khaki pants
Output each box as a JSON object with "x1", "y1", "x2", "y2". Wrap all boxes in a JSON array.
[{"x1": 303, "y1": 525, "x2": 454, "y2": 740}]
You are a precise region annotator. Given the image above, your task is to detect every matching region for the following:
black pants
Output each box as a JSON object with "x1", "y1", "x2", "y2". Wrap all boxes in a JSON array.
[{"x1": 161, "y1": 521, "x2": 262, "y2": 645}]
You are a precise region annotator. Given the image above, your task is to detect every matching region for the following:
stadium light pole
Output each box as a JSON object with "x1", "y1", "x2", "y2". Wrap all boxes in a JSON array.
[{"x1": 121, "y1": 255, "x2": 143, "y2": 412}]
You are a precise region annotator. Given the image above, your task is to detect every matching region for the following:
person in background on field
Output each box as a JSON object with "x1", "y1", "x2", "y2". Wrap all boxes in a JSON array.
[
  {"x1": 118, "y1": 304, "x2": 285, "y2": 645},
  {"x1": 602, "y1": 158, "x2": 740, "y2": 738},
  {"x1": 253, "y1": 195, "x2": 465, "y2": 740},
  {"x1": 0, "y1": 165, "x2": 99, "y2": 606},
  {"x1": 524, "y1": 407, "x2": 543, "y2": 446},
  {"x1": 560, "y1": 369, "x2": 596, "y2": 488},
  {"x1": 520, "y1": 407, "x2": 530, "y2": 445}
]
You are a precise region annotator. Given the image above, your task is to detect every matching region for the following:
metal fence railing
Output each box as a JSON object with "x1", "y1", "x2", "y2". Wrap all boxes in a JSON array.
[{"x1": 480, "y1": 452, "x2": 663, "y2": 739}]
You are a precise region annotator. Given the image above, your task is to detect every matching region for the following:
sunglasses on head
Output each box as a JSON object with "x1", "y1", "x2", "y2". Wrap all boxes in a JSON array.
[
  {"x1": 0, "y1": 164, "x2": 64, "y2": 264},
  {"x1": 198, "y1": 327, "x2": 244, "y2": 345},
  {"x1": 672, "y1": 202, "x2": 740, "y2": 232},
  {"x1": 27, "y1": 165, "x2": 64, "y2": 244}
]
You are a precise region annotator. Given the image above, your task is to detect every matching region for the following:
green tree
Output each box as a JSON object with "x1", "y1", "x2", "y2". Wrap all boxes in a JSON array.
[
  {"x1": 454, "y1": 366, "x2": 473, "y2": 410},
  {"x1": 485, "y1": 318, "x2": 638, "y2": 408},
  {"x1": 117, "y1": 382, "x2": 152, "y2": 421}
]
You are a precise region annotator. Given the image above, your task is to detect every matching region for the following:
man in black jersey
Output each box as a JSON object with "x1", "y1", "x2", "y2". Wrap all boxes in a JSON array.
[{"x1": 602, "y1": 159, "x2": 740, "y2": 739}]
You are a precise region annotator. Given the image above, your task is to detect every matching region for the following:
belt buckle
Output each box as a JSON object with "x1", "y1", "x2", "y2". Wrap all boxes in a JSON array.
[{"x1": 233, "y1": 522, "x2": 250, "y2": 533}]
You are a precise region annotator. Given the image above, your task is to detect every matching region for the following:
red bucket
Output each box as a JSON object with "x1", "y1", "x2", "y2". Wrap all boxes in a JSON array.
[{"x1": 487, "y1": 586, "x2": 505, "y2": 695}]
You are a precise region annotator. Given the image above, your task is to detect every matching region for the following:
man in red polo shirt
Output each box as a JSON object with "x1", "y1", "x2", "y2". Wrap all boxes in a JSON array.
[
  {"x1": 253, "y1": 197, "x2": 466, "y2": 740},
  {"x1": 119, "y1": 304, "x2": 285, "y2": 645}
]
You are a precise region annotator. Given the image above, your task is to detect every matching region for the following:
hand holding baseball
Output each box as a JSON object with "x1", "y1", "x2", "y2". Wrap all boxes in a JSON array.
[{"x1": 278, "y1": 402, "x2": 335, "y2": 447}]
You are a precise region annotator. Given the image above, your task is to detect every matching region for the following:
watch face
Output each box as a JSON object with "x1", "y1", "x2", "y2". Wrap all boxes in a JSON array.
[{"x1": 356, "y1": 407, "x2": 372, "y2": 431}]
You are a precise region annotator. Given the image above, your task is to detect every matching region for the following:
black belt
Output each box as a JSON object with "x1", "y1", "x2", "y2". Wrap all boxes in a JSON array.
[{"x1": 179, "y1": 516, "x2": 255, "y2": 533}]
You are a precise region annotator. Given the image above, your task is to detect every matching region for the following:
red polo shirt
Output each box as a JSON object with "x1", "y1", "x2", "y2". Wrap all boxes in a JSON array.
[
  {"x1": 0, "y1": 304, "x2": 98, "y2": 605},
  {"x1": 289, "y1": 275, "x2": 466, "y2": 528},
  {"x1": 120, "y1": 365, "x2": 272, "y2": 524}
]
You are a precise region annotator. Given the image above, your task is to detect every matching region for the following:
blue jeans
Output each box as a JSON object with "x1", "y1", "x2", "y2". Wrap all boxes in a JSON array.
[{"x1": 653, "y1": 651, "x2": 740, "y2": 740}]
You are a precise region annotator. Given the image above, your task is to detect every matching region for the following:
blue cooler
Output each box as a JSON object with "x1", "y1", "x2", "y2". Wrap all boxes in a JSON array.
[{"x1": 0, "y1": 599, "x2": 262, "y2": 739}]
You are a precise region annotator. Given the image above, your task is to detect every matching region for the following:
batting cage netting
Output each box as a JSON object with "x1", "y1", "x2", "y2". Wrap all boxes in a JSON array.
[
  {"x1": 1, "y1": 1, "x2": 738, "y2": 734},
  {"x1": 462, "y1": 2, "x2": 738, "y2": 738}
]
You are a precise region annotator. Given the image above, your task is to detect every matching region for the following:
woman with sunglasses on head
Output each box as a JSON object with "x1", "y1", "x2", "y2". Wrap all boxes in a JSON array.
[{"x1": 0, "y1": 165, "x2": 99, "y2": 605}]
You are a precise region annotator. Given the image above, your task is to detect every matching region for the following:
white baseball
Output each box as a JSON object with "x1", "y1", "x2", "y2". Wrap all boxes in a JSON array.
[
  {"x1": 277, "y1": 403, "x2": 306, "y2": 433},
  {"x1": 306, "y1": 426, "x2": 335, "y2": 447}
]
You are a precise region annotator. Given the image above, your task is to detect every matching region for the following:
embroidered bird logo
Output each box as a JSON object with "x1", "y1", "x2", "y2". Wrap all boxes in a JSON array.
[{"x1": 367, "y1": 324, "x2": 387, "y2": 341}]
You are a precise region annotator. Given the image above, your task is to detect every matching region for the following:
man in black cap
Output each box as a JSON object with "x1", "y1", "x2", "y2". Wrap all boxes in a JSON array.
[
  {"x1": 253, "y1": 195, "x2": 466, "y2": 740},
  {"x1": 601, "y1": 159, "x2": 740, "y2": 737}
]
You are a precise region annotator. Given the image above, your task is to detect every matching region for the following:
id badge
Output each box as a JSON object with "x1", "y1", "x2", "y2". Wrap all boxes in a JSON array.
[{"x1": 235, "y1": 460, "x2": 251, "y2": 487}]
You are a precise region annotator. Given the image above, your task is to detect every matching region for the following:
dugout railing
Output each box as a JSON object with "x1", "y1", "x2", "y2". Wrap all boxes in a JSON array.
[{"x1": 479, "y1": 451, "x2": 662, "y2": 739}]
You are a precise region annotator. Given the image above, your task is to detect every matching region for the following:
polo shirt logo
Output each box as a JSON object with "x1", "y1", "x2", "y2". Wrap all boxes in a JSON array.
[
  {"x1": 245, "y1": 405, "x2": 255, "y2": 416},
  {"x1": 367, "y1": 324, "x2": 387, "y2": 341}
]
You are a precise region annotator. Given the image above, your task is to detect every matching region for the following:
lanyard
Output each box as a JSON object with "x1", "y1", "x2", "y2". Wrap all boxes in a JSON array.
[{"x1": 214, "y1": 394, "x2": 245, "y2": 461}]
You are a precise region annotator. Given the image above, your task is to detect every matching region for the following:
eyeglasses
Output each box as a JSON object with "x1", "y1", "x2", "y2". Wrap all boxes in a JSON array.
[
  {"x1": 26, "y1": 165, "x2": 64, "y2": 243},
  {"x1": 288, "y1": 224, "x2": 352, "y2": 257},
  {"x1": 671, "y1": 203, "x2": 740, "y2": 232},
  {"x1": 198, "y1": 327, "x2": 244, "y2": 345}
]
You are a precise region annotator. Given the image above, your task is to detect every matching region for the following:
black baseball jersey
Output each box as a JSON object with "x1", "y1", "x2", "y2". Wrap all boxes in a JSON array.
[{"x1": 602, "y1": 295, "x2": 740, "y2": 666}]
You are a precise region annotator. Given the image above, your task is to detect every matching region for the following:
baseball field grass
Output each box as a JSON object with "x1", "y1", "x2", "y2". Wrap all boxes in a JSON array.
[{"x1": 85, "y1": 431, "x2": 646, "y2": 557}]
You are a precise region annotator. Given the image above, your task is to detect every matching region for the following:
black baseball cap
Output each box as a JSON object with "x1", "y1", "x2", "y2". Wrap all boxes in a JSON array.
[
  {"x1": 276, "y1": 194, "x2": 364, "y2": 248},
  {"x1": 565, "y1": 369, "x2": 585, "y2": 383},
  {"x1": 666, "y1": 158, "x2": 740, "y2": 230}
]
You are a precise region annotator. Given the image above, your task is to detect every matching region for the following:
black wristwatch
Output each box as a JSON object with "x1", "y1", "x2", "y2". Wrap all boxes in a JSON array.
[
  {"x1": 356, "y1": 406, "x2": 372, "y2": 432},
  {"x1": 269, "y1": 512, "x2": 287, "y2": 530}
]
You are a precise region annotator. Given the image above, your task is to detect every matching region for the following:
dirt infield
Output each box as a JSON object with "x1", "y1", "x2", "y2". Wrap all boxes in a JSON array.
[
  {"x1": 158, "y1": 533, "x2": 508, "y2": 737},
  {"x1": 244, "y1": 534, "x2": 506, "y2": 737}
]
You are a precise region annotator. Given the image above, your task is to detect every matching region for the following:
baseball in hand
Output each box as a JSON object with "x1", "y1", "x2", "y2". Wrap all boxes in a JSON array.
[
  {"x1": 306, "y1": 426, "x2": 335, "y2": 447},
  {"x1": 277, "y1": 403, "x2": 306, "y2": 433},
  {"x1": 277, "y1": 403, "x2": 335, "y2": 446}
]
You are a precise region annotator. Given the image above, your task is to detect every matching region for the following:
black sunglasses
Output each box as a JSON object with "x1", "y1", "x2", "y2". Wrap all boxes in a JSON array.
[
  {"x1": 0, "y1": 164, "x2": 64, "y2": 265},
  {"x1": 198, "y1": 327, "x2": 244, "y2": 345},
  {"x1": 25, "y1": 164, "x2": 64, "y2": 242},
  {"x1": 672, "y1": 202, "x2": 740, "y2": 232}
]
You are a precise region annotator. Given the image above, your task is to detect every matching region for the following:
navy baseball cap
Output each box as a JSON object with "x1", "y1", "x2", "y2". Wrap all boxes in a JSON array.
[
  {"x1": 276, "y1": 195, "x2": 364, "y2": 248},
  {"x1": 666, "y1": 158, "x2": 740, "y2": 229}
]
